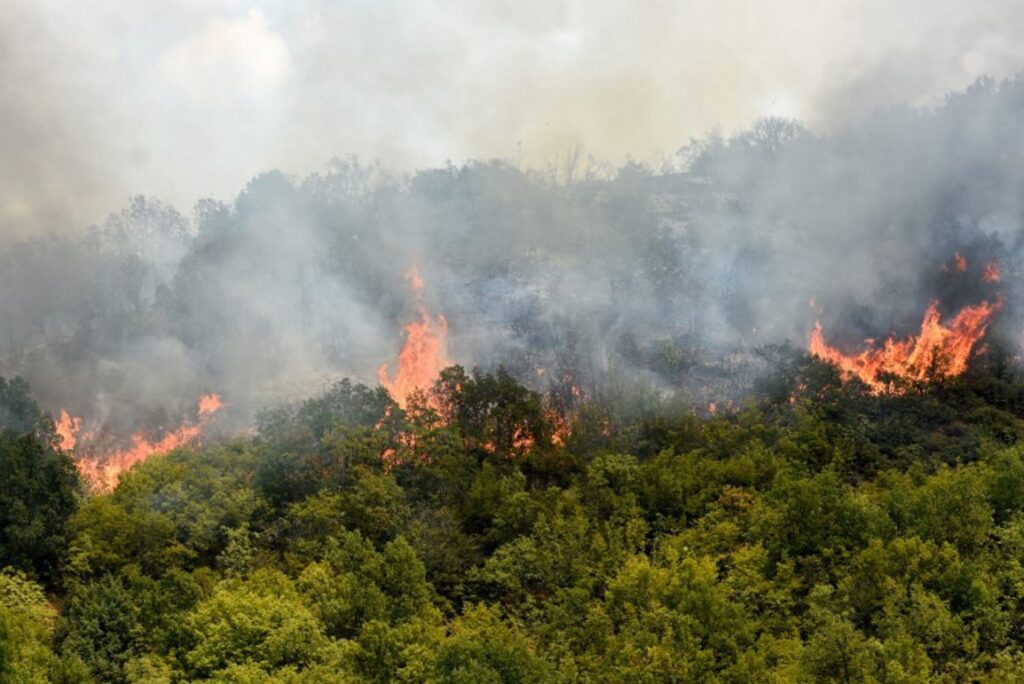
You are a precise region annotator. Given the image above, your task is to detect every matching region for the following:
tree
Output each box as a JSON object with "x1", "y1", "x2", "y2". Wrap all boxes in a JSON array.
[
  {"x1": 0, "y1": 377, "x2": 80, "y2": 585},
  {"x1": 431, "y1": 605, "x2": 552, "y2": 683},
  {"x1": 57, "y1": 574, "x2": 144, "y2": 684},
  {"x1": 184, "y1": 569, "x2": 330, "y2": 680},
  {"x1": 0, "y1": 570, "x2": 57, "y2": 683}
]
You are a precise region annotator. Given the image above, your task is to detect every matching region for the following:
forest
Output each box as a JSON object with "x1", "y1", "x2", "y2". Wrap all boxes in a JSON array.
[
  {"x1": 7, "y1": 344, "x2": 1024, "y2": 682},
  {"x1": 3, "y1": 71, "x2": 1024, "y2": 684},
  {"x1": 8, "y1": 3, "x2": 1024, "y2": 681}
]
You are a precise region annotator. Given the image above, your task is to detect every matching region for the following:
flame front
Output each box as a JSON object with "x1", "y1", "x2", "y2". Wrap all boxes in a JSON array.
[
  {"x1": 808, "y1": 300, "x2": 999, "y2": 393},
  {"x1": 378, "y1": 268, "x2": 450, "y2": 408},
  {"x1": 59, "y1": 394, "x2": 223, "y2": 492}
]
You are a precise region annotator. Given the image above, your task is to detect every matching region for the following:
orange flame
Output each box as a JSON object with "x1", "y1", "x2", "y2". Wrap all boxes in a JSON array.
[
  {"x1": 197, "y1": 393, "x2": 224, "y2": 417},
  {"x1": 378, "y1": 268, "x2": 450, "y2": 408},
  {"x1": 943, "y1": 251, "x2": 968, "y2": 273},
  {"x1": 983, "y1": 260, "x2": 1001, "y2": 283},
  {"x1": 808, "y1": 300, "x2": 999, "y2": 393},
  {"x1": 542, "y1": 407, "x2": 573, "y2": 447},
  {"x1": 55, "y1": 410, "x2": 83, "y2": 450},
  {"x1": 512, "y1": 426, "x2": 535, "y2": 453},
  {"x1": 60, "y1": 394, "x2": 223, "y2": 492}
]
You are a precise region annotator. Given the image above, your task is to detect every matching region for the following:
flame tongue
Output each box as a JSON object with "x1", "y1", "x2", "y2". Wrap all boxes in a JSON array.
[
  {"x1": 60, "y1": 393, "x2": 223, "y2": 492},
  {"x1": 197, "y1": 393, "x2": 224, "y2": 418},
  {"x1": 55, "y1": 410, "x2": 83, "y2": 451},
  {"x1": 378, "y1": 268, "x2": 450, "y2": 408},
  {"x1": 809, "y1": 300, "x2": 999, "y2": 393}
]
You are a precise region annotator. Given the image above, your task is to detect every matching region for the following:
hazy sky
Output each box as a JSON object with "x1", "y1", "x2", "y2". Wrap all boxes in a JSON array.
[{"x1": 3, "y1": 0, "x2": 1024, "y2": 240}]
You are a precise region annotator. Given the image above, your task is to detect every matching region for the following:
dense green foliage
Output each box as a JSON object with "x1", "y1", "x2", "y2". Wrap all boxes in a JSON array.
[
  {"x1": 0, "y1": 377, "x2": 81, "y2": 587},
  {"x1": 8, "y1": 353, "x2": 1024, "y2": 681}
]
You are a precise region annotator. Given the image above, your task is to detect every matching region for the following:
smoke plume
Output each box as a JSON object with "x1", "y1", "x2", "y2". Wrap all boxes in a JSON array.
[{"x1": 3, "y1": 76, "x2": 1024, "y2": 440}]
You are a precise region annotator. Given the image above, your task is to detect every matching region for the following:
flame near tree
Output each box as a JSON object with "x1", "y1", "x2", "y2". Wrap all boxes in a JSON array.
[
  {"x1": 808, "y1": 300, "x2": 1000, "y2": 393},
  {"x1": 55, "y1": 410, "x2": 85, "y2": 451},
  {"x1": 378, "y1": 267, "x2": 450, "y2": 408},
  {"x1": 59, "y1": 394, "x2": 223, "y2": 491},
  {"x1": 375, "y1": 273, "x2": 581, "y2": 462}
]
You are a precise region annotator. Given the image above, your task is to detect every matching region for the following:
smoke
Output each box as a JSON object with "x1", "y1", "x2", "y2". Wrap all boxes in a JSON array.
[
  {"x1": 3, "y1": 75, "x2": 1024, "y2": 434},
  {"x1": 6, "y1": 1, "x2": 1024, "y2": 242}
]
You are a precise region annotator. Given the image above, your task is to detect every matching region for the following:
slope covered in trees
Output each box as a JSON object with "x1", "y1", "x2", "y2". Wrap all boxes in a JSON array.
[{"x1": 7, "y1": 349, "x2": 1024, "y2": 681}]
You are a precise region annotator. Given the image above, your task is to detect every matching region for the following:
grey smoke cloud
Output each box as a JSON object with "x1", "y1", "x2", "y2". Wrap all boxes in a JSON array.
[
  {"x1": 3, "y1": 3, "x2": 1024, "y2": 444},
  {"x1": 4, "y1": 1, "x2": 1024, "y2": 241},
  {"x1": 0, "y1": 85, "x2": 1019, "y2": 438}
]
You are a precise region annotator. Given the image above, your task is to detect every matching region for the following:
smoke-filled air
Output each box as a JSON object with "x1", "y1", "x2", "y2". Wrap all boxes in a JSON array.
[
  {"x1": 8, "y1": 3, "x2": 1024, "y2": 682},
  {"x1": 5, "y1": 81, "x2": 1024, "y2": 485}
]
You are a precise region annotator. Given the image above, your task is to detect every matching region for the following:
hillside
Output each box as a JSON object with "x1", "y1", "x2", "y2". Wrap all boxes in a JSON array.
[{"x1": 6, "y1": 349, "x2": 1024, "y2": 682}]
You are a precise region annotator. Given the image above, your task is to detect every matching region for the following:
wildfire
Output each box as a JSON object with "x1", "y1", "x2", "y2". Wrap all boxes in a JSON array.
[
  {"x1": 547, "y1": 409, "x2": 572, "y2": 446},
  {"x1": 512, "y1": 426, "x2": 536, "y2": 452},
  {"x1": 55, "y1": 410, "x2": 84, "y2": 450},
  {"x1": 59, "y1": 394, "x2": 224, "y2": 491},
  {"x1": 378, "y1": 268, "x2": 450, "y2": 408},
  {"x1": 808, "y1": 300, "x2": 1000, "y2": 393},
  {"x1": 943, "y1": 251, "x2": 968, "y2": 273},
  {"x1": 198, "y1": 393, "x2": 224, "y2": 417},
  {"x1": 983, "y1": 260, "x2": 1001, "y2": 283},
  {"x1": 374, "y1": 279, "x2": 587, "y2": 461}
]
